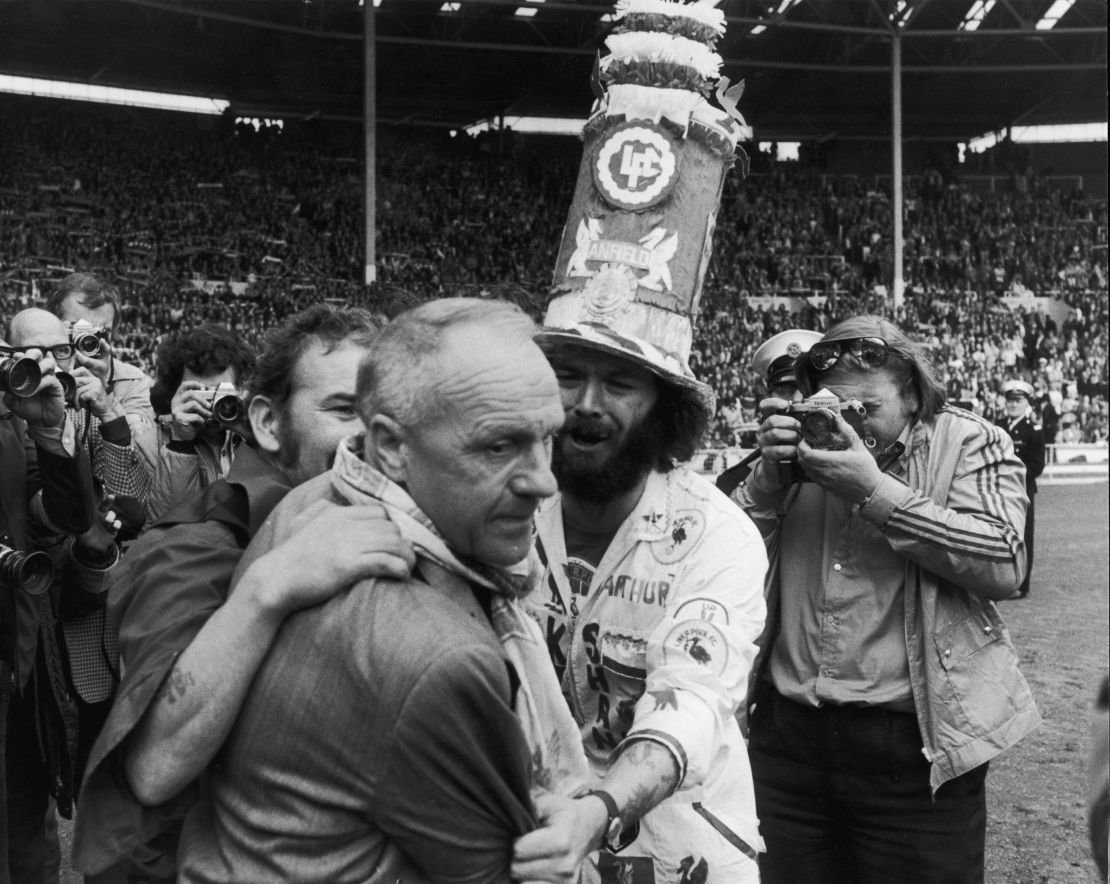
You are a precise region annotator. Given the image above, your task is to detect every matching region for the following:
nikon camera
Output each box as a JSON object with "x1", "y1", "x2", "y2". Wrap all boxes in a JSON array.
[
  {"x1": 772, "y1": 390, "x2": 867, "y2": 485},
  {"x1": 68, "y1": 320, "x2": 109, "y2": 358}
]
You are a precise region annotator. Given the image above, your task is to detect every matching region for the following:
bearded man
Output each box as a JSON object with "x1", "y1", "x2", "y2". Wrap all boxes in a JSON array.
[{"x1": 512, "y1": 323, "x2": 768, "y2": 884}]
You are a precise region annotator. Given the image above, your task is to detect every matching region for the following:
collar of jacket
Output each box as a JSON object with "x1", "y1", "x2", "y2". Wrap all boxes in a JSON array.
[{"x1": 330, "y1": 434, "x2": 540, "y2": 599}]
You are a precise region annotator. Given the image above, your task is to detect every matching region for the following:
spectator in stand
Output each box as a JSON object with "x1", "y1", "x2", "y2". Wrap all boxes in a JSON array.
[
  {"x1": 146, "y1": 324, "x2": 255, "y2": 524},
  {"x1": 996, "y1": 380, "x2": 1046, "y2": 600},
  {"x1": 0, "y1": 94, "x2": 1106, "y2": 444}
]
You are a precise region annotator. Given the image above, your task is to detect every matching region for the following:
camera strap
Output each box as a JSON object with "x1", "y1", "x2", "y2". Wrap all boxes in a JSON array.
[{"x1": 876, "y1": 441, "x2": 906, "y2": 473}]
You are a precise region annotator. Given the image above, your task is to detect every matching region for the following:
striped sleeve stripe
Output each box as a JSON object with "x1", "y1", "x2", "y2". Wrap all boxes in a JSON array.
[
  {"x1": 952, "y1": 410, "x2": 1025, "y2": 531},
  {"x1": 622, "y1": 729, "x2": 689, "y2": 785},
  {"x1": 601, "y1": 656, "x2": 646, "y2": 680},
  {"x1": 940, "y1": 407, "x2": 1019, "y2": 525},
  {"x1": 976, "y1": 427, "x2": 1010, "y2": 519},
  {"x1": 888, "y1": 511, "x2": 1017, "y2": 559}
]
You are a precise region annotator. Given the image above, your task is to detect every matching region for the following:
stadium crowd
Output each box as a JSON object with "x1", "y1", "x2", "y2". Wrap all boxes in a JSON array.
[{"x1": 2, "y1": 95, "x2": 1107, "y2": 449}]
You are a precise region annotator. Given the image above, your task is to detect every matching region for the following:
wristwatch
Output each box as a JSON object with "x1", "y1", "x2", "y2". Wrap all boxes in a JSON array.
[{"x1": 586, "y1": 789, "x2": 637, "y2": 853}]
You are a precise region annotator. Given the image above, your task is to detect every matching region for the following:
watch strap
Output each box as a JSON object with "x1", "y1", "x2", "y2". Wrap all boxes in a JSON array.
[
  {"x1": 586, "y1": 789, "x2": 620, "y2": 824},
  {"x1": 586, "y1": 789, "x2": 637, "y2": 853}
]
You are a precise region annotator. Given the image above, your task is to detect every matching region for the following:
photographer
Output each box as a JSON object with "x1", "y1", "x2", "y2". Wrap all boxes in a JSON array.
[
  {"x1": 146, "y1": 324, "x2": 255, "y2": 525},
  {"x1": 0, "y1": 337, "x2": 103, "y2": 884},
  {"x1": 716, "y1": 329, "x2": 822, "y2": 496},
  {"x1": 44, "y1": 272, "x2": 158, "y2": 476},
  {"x1": 9, "y1": 309, "x2": 151, "y2": 525},
  {"x1": 734, "y1": 315, "x2": 1040, "y2": 883},
  {"x1": 8, "y1": 308, "x2": 147, "y2": 805}
]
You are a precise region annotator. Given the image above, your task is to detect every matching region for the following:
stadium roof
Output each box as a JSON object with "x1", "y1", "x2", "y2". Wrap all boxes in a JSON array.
[{"x1": 1, "y1": 0, "x2": 1106, "y2": 143}]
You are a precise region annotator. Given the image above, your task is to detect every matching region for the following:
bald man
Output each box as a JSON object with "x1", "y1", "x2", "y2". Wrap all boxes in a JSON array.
[
  {"x1": 0, "y1": 318, "x2": 102, "y2": 882},
  {"x1": 10, "y1": 309, "x2": 144, "y2": 792}
]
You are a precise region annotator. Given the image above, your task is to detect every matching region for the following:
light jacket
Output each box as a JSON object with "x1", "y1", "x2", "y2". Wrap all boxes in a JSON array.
[
  {"x1": 528, "y1": 467, "x2": 767, "y2": 881},
  {"x1": 737, "y1": 405, "x2": 1042, "y2": 792},
  {"x1": 145, "y1": 422, "x2": 241, "y2": 526},
  {"x1": 106, "y1": 358, "x2": 158, "y2": 475}
]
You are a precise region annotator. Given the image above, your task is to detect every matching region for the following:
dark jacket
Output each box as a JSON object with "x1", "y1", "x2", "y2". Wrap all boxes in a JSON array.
[
  {"x1": 71, "y1": 445, "x2": 289, "y2": 877},
  {"x1": 996, "y1": 410, "x2": 1046, "y2": 495},
  {"x1": 1, "y1": 415, "x2": 97, "y2": 882}
]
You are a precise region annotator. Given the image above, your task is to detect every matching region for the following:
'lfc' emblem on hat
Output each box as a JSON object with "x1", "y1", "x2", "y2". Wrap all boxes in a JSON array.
[{"x1": 593, "y1": 121, "x2": 681, "y2": 211}]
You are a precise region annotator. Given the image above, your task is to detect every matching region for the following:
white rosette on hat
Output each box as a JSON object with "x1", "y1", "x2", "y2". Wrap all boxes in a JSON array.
[{"x1": 537, "y1": 0, "x2": 750, "y2": 420}]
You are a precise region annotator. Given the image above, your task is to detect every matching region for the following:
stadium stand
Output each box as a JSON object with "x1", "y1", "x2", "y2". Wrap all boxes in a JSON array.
[{"x1": 1, "y1": 94, "x2": 1106, "y2": 450}]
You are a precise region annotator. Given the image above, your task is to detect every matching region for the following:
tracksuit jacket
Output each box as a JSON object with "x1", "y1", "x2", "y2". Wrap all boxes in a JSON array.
[{"x1": 737, "y1": 405, "x2": 1042, "y2": 792}]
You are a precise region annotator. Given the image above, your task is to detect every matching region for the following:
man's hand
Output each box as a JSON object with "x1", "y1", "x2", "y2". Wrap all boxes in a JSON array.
[
  {"x1": 72, "y1": 367, "x2": 121, "y2": 419},
  {"x1": 74, "y1": 494, "x2": 122, "y2": 562},
  {"x1": 511, "y1": 792, "x2": 608, "y2": 883},
  {"x1": 751, "y1": 396, "x2": 802, "y2": 488},
  {"x1": 796, "y1": 412, "x2": 884, "y2": 503},
  {"x1": 244, "y1": 499, "x2": 416, "y2": 617},
  {"x1": 73, "y1": 347, "x2": 113, "y2": 389},
  {"x1": 3, "y1": 369, "x2": 66, "y2": 429},
  {"x1": 169, "y1": 380, "x2": 213, "y2": 442}
]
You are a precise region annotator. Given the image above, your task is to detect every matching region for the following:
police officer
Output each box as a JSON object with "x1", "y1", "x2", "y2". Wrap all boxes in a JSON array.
[
  {"x1": 996, "y1": 379, "x2": 1046, "y2": 598},
  {"x1": 716, "y1": 329, "x2": 823, "y2": 496}
]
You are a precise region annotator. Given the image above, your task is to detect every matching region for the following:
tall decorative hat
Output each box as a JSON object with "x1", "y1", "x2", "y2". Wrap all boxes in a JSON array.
[{"x1": 536, "y1": 0, "x2": 750, "y2": 418}]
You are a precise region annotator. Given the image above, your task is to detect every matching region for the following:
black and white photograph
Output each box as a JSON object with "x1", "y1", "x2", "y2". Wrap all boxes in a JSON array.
[{"x1": 0, "y1": 1, "x2": 1106, "y2": 882}]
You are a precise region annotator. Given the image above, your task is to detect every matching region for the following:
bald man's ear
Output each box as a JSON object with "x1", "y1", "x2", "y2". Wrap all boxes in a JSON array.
[{"x1": 366, "y1": 413, "x2": 409, "y2": 485}]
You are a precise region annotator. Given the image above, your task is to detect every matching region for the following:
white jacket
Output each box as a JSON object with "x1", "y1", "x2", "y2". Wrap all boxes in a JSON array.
[{"x1": 527, "y1": 467, "x2": 768, "y2": 883}]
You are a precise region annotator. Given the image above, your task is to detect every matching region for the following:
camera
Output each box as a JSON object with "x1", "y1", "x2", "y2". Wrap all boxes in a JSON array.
[
  {"x1": 0, "y1": 355, "x2": 42, "y2": 398},
  {"x1": 68, "y1": 321, "x2": 108, "y2": 358},
  {"x1": 0, "y1": 541, "x2": 54, "y2": 596},
  {"x1": 56, "y1": 370, "x2": 78, "y2": 407},
  {"x1": 772, "y1": 391, "x2": 867, "y2": 484},
  {"x1": 202, "y1": 382, "x2": 247, "y2": 429}
]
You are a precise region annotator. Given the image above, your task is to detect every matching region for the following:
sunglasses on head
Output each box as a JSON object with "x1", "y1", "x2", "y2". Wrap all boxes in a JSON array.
[{"x1": 807, "y1": 337, "x2": 896, "y2": 373}]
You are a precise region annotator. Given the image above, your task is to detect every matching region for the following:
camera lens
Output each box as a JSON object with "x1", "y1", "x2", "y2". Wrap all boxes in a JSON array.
[
  {"x1": 0, "y1": 356, "x2": 43, "y2": 398},
  {"x1": 800, "y1": 409, "x2": 840, "y2": 449},
  {"x1": 212, "y1": 394, "x2": 244, "y2": 425},
  {"x1": 0, "y1": 546, "x2": 53, "y2": 596},
  {"x1": 74, "y1": 332, "x2": 103, "y2": 357},
  {"x1": 56, "y1": 371, "x2": 78, "y2": 406}
]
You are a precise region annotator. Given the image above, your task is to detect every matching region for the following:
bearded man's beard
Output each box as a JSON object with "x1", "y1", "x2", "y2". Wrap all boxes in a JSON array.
[{"x1": 552, "y1": 410, "x2": 665, "y2": 504}]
